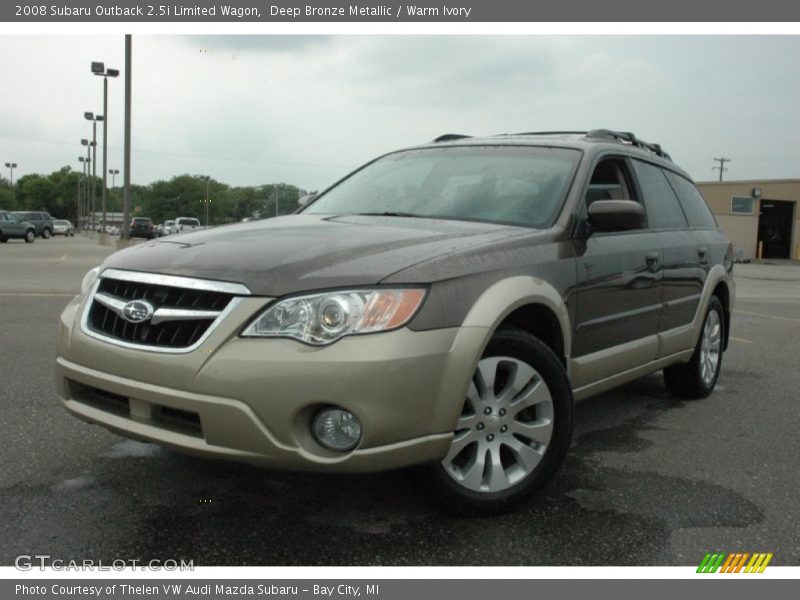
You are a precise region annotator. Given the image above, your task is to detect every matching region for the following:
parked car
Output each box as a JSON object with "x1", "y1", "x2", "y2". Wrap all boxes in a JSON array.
[
  {"x1": 129, "y1": 217, "x2": 156, "y2": 239},
  {"x1": 53, "y1": 220, "x2": 75, "y2": 237},
  {"x1": 156, "y1": 220, "x2": 177, "y2": 237},
  {"x1": 161, "y1": 220, "x2": 177, "y2": 235},
  {"x1": 0, "y1": 210, "x2": 37, "y2": 243},
  {"x1": 56, "y1": 130, "x2": 734, "y2": 513},
  {"x1": 175, "y1": 217, "x2": 202, "y2": 233},
  {"x1": 13, "y1": 211, "x2": 54, "y2": 239}
]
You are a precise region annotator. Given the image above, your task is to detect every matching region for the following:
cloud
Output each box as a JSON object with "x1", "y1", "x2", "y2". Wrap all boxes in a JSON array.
[{"x1": 1, "y1": 35, "x2": 799, "y2": 188}]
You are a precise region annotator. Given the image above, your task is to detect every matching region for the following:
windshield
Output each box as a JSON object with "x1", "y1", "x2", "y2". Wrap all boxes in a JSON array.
[{"x1": 304, "y1": 145, "x2": 580, "y2": 228}]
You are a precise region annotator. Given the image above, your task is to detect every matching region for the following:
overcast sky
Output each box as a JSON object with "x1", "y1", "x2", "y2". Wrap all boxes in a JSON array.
[{"x1": 1, "y1": 35, "x2": 799, "y2": 191}]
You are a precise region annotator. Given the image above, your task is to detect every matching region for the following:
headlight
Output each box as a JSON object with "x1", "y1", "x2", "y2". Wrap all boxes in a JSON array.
[
  {"x1": 242, "y1": 288, "x2": 426, "y2": 345},
  {"x1": 81, "y1": 266, "x2": 102, "y2": 296}
]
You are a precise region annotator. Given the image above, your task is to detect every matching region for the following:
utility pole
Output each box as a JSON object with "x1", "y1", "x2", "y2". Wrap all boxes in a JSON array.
[
  {"x1": 712, "y1": 157, "x2": 730, "y2": 182},
  {"x1": 122, "y1": 34, "x2": 132, "y2": 239}
]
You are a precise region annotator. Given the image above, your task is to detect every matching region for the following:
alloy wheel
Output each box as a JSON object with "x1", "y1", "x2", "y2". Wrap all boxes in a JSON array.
[{"x1": 442, "y1": 356, "x2": 554, "y2": 494}]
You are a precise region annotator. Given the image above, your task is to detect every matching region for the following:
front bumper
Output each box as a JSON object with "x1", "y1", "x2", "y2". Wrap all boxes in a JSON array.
[{"x1": 56, "y1": 293, "x2": 489, "y2": 472}]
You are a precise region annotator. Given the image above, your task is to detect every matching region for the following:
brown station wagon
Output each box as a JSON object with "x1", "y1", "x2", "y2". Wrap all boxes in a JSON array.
[{"x1": 56, "y1": 130, "x2": 734, "y2": 513}]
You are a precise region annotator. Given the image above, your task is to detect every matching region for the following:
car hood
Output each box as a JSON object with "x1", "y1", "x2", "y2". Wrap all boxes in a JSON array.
[{"x1": 102, "y1": 214, "x2": 530, "y2": 296}]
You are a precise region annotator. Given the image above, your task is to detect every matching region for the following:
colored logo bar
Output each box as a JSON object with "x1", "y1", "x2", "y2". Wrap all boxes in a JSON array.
[{"x1": 697, "y1": 552, "x2": 773, "y2": 573}]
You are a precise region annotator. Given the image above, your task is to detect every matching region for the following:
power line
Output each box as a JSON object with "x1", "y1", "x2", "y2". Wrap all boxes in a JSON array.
[{"x1": 712, "y1": 157, "x2": 730, "y2": 181}]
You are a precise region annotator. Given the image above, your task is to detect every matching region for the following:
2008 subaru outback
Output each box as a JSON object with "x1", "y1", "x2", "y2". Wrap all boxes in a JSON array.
[{"x1": 56, "y1": 130, "x2": 734, "y2": 513}]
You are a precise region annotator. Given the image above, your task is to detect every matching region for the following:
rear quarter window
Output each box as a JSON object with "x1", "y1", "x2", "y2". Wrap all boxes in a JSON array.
[{"x1": 664, "y1": 171, "x2": 717, "y2": 228}]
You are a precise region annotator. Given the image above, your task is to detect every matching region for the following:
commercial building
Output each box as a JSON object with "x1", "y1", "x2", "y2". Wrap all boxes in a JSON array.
[{"x1": 697, "y1": 179, "x2": 800, "y2": 261}]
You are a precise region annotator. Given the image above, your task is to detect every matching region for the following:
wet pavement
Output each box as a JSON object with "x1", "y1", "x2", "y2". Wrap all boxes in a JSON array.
[{"x1": 1, "y1": 236, "x2": 798, "y2": 566}]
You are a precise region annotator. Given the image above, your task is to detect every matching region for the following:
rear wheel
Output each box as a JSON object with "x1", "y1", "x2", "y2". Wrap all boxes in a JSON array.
[
  {"x1": 24, "y1": 229, "x2": 35, "y2": 243},
  {"x1": 41, "y1": 228, "x2": 52, "y2": 239},
  {"x1": 429, "y1": 328, "x2": 573, "y2": 515},
  {"x1": 664, "y1": 296, "x2": 725, "y2": 399},
  {"x1": 0, "y1": 235, "x2": 8, "y2": 243}
]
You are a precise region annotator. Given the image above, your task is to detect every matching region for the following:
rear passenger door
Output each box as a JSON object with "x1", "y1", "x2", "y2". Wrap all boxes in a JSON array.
[{"x1": 631, "y1": 161, "x2": 707, "y2": 353}]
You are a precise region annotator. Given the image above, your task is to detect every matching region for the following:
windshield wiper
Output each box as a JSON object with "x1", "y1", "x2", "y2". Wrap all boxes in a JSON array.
[{"x1": 355, "y1": 211, "x2": 422, "y2": 218}]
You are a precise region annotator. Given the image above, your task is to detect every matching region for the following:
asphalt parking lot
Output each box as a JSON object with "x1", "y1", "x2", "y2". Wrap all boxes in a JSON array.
[{"x1": 1, "y1": 235, "x2": 798, "y2": 566}]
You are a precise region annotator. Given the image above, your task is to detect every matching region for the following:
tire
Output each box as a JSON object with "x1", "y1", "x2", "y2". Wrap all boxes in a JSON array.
[
  {"x1": 428, "y1": 328, "x2": 574, "y2": 515},
  {"x1": 24, "y1": 229, "x2": 35, "y2": 243},
  {"x1": 0, "y1": 235, "x2": 8, "y2": 243},
  {"x1": 664, "y1": 296, "x2": 725, "y2": 399},
  {"x1": 41, "y1": 228, "x2": 52, "y2": 239}
]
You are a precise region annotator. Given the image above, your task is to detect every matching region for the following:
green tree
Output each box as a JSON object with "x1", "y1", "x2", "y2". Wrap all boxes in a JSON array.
[{"x1": 0, "y1": 175, "x2": 14, "y2": 210}]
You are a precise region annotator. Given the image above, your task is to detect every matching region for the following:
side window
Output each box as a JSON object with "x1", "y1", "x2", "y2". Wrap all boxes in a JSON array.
[
  {"x1": 585, "y1": 158, "x2": 634, "y2": 207},
  {"x1": 631, "y1": 160, "x2": 688, "y2": 229},
  {"x1": 664, "y1": 171, "x2": 717, "y2": 228}
]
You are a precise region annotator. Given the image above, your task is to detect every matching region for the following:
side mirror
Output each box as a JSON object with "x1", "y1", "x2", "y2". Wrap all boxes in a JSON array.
[{"x1": 587, "y1": 200, "x2": 644, "y2": 232}]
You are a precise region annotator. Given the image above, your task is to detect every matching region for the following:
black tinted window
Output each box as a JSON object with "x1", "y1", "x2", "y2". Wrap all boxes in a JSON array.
[
  {"x1": 664, "y1": 171, "x2": 717, "y2": 228},
  {"x1": 631, "y1": 160, "x2": 687, "y2": 229}
]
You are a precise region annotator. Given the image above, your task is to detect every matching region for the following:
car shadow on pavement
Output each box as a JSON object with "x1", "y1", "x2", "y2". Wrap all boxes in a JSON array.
[{"x1": 0, "y1": 373, "x2": 763, "y2": 566}]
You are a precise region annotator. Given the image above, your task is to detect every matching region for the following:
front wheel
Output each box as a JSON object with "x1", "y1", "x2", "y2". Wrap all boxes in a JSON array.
[
  {"x1": 664, "y1": 296, "x2": 725, "y2": 399},
  {"x1": 428, "y1": 328, "x2": 573, "y2": 515}
]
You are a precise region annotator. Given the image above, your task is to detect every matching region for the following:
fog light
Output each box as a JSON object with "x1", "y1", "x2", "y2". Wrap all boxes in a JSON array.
[{"x1": 312, "y1": 408, "x2": 362, "y2": 452}]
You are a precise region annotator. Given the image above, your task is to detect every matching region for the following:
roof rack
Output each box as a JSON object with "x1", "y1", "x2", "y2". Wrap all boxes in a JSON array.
[
  {"x1": 432, "y1": 133, "x2": 472, "y2": 142},
  {"x1": 504, "y1": 131, "x2": 588, "y2": 137},
  {"x1": 586, "y1": 129, "x2": 672, "y2": 160}
]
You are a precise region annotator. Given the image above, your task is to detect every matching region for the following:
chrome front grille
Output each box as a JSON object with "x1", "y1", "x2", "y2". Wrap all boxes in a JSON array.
[{"x1": 82, "y1": 269, "x2": 251, "y2": 352}]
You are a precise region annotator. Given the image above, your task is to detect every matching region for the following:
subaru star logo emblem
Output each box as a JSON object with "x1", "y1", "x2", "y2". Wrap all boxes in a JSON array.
[{"x1": 122, "y1": 300, "x2": 155, "y2": 324}]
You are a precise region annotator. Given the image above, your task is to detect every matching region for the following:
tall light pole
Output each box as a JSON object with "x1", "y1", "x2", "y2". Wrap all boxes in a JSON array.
[
  {"x1": 3, "y1": 162, "x2": 16, "y2": 205},
  {"x1": 77, "y1": 159, "x2": 84, "y2": 229},
  {"x1": 81, "y1": 139, "x2": 96, "y2": 232},
  {"x1": 85, "y1": 113, "x2": 103, "y2": 231},
  {"x1": 92, "y1": 62, "x2": 119, "y2": 235},
  {"x1": 121, "y1": 37, "x2": 132, "y2": 239},
  {"x1": 204, "y1": 176, "x2": 211, "y2": 227},
  {"x1": 109, "y1": 168, "x2": 120, "y2": 222},
  {"x1": 78, "y1": 156, "x2": 88, "y2": 231}
]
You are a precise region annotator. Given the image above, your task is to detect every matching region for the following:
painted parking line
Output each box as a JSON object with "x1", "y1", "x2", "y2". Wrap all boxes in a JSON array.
[
  {"x1": 734, "y1": 309, "x2": 800, "y2": 323},
  {"x1": 737, "y1": 299, "x2": 800, "y2": 307},
  {"x1": 0, "y1": 292, "x2": 76, "y2": 298},
  {"x1": 729, "y1": 336, "x2": 753, "y2": 344}
]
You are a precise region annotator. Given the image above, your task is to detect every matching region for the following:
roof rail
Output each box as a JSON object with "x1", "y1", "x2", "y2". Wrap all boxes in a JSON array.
[
  {"x1": 587, "y1": 129, "x2": 672, "y2": 160},
  {"x1": 433, "y1": 133, "x2": 472, "y2": 142},
  {"x1": 504, "y1": 131, "x2": 588, "y2": 137}
]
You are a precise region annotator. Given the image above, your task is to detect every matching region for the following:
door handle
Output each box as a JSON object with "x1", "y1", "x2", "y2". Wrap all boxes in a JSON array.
[{"x1": 645, "y1": 251, "x2": 660, "y2": 270}]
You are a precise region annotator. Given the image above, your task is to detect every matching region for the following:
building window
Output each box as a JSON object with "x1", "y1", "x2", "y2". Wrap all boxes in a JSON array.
[{"x1": 731, "y1": 196, "x2": 755, "y2": 215}]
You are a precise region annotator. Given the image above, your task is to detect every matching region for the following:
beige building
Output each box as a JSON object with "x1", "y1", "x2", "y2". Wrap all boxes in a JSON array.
[{"x1": 697, "y1": 179, "x2": 800, "y2": 261}]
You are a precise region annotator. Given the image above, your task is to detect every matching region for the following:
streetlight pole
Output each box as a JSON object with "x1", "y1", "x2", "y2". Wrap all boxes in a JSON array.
[
  {"x1": 121, "y1": 36, "x2": 132, "y2": 240},
  {"x1": 205, "y1": 176, "x2": 211, "y2": 227},
  {"x1": 78, "y1": 156, "x2": 88, "y2": 231},
  {"x1": 92, "y1": 62, "x2": 119, "y2": 234},
  {"x1": 77, "y1": 160, "x2": 84, "y2": 229},
  {"x1": 4, "y1": 162, "x2": 17, "y2": 205},
  {"x1": 81, "y1": 139, "x2": 95, "y2": 233},
  {"x1": 85, "y1": 113, "x2": 104, "y2": 232},
  {"x1": 3, "y1": 162, "x2": 17, "y2": 208}
]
